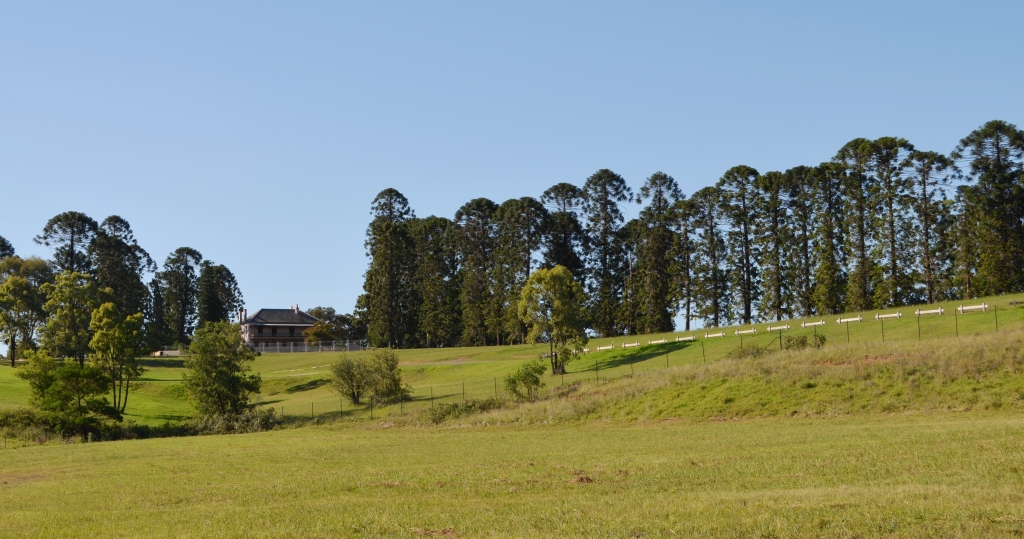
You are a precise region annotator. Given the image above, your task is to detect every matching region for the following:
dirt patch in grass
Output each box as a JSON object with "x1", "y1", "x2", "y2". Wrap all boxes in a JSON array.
[{"x1": 0, "y1": 472, "x2": 46, "y2": 486}]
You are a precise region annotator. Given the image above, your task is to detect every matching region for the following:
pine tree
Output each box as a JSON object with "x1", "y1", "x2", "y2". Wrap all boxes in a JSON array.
[
  {"x1": 89, "y1": 216, "x2": 155, "y2": 319},
  {"x1": 785, "y1": 166, "x2": 817, "y2": 317},
  {"x1": 904, "y1": 150, "x2": 956, "y2": 304},
  {"x1": 156, "y1": 247, "x2": 204, "y2": 345},
  {"x1": 672, "y1": 198, "x2": 696, "y2": 331},
  {"x1": 754, "y1": 171, "x2": 792, "y2": 322},
  {"x1": 718, "y1": 166, "x2": 760, "y2": 324},
  {"x1": 952, "y1": 120, "x2": 1024, "y2": 295},
  {"x1": 455, "y1": 198, "x2": 499, "y2": 346},
  {"x1": 409, "y1": 216, "x2": 461, "y2": 348},
  {"x1": 633, "y1": 171, "x2": 680, "y2": 334},
  {"x1": 866, "y1": 137, "x2": 916, "y2": 307},
  {"x1": 34, "y1": 212, "x2": 99, "y2": 274},
  {"x1": 196, "y1": 261, "x2": 244, "y2": 328},
  {"x1": 539, "y1": 183, "x2": 587, "y2": 278},
  {"x1": 363, "y1": 188, "x2": 416, "y2": 348},
  {"x1": 691, "y1": 186, "x2": 731, "y2": 327},
  {"x1": 581, "y1": 169, "x2": 632, "y2": 337},
  {"x1": 835, "y1": 139, "x2": 878, "y2": 312},
  {"x1": 0, "y1": 236, "x2": 14, "y2": 259},
  {"x1": 811, "y1": 163, "x2": 847, "y2": 315},
  {"x1": 492, "y1": 198, "x2": 548, "y2": 344}
]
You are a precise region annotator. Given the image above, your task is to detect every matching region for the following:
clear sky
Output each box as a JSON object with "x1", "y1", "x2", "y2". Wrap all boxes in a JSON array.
[{"x1": 1, "y1": 1, "x2": 1022, "y2": 322}]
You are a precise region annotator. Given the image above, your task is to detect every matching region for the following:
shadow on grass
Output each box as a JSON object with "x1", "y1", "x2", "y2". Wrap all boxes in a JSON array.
[
  {"x1": 570, "y1": 342, "x2": 694, "y2": 372},
  {"x1": 138, "y1": 358, "x2": 185, "y2": 369},
  {"x1": 285, "y1": 378, "x2": 330, "y2": 393}
]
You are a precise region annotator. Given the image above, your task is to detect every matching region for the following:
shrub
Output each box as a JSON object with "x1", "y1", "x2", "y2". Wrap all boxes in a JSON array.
[
  {"x1": 504, "y1": 361, "x2": 546, "y2": 402},
  {"x1": 424, "y1": 397, "x2": 507, "y2": 424},
  {"x1": 187, "y1": 408, "x2": 277, "y2": 435},
  {"x1": 329, "y1": 349, "x2": 410, "y2": 405}
]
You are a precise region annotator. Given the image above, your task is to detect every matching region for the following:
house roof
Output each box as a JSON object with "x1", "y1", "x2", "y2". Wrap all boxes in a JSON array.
[{"x1": 243, "y1": 309, "x2": 319, "y2": 326}]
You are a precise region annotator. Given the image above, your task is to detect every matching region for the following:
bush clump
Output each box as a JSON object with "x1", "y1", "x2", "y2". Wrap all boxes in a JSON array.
[
  {"x1": 425, "y1": 397, "x2": 507, "y2": 424},
  {"x1": 329, "y1": 349, "x2": 411, "y2": 405},
  {"x1": 504, "y1": 361, "x2": 546, "y2": 402}
]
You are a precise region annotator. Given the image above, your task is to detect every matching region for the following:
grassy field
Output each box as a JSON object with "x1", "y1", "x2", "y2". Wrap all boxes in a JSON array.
[
  {"x1": 1, "y1": 296, "x2": 1024, "y2": 536},
  {"x1": 1, "y1": 292, "x2": 1022, "y2": 425},
  {"x1": 0, "y1": 413, "x2": 1022, "y2": 537}
]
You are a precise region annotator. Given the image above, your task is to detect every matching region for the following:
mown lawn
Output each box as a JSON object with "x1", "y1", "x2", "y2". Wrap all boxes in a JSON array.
[{"x1": 0, "y1": 413, "x2": 1022, "y2": 537}]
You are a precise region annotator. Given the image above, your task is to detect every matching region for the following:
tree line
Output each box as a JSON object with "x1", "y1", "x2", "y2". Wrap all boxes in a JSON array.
[{"x1": 360, "y1": 120, "x2": 1024, "y2": 348}]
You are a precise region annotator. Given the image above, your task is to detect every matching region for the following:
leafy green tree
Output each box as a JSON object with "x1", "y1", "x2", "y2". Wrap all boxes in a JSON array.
[
  {"x1": 784, "y1": 166, "x2": 817, "y2": 317},
  {"x1": 0, "y1": 236, "x2": 14, "y2": 259},
  {"x1": 952, "y1": 120, "x2": 1024, "y2": 295},
  {"x1": 328, "y1": 349, "x2": 408, "y2": 405},
  {"x1": 182, "y1": 321, "x2": 260, "y2": 416},
  {"x1": 89, "y1": 216, "x2": 155, "y2": 320},
  {"x1": 39, "y1": 272, "x2": 106, "y2": 366},
  {"x1": 156, "y1": 247, "x2": 203, "y2": 345},
  {"x1": 34, "y1": 211, "x2": 99, "y2": 274},
  {"x1": 811, "y1": 163, "x2": 847, "y2": 314},
  {"x1": 16, "y1": 352, "x2": 117, "y2": 439},
  {"x1": 363, "y1": 188, "x2": 417, "y2": 348},
  {"x1": 718, "y1": 166, "x2": 760, "y2": 324},
  {"x1": 518, "y1": 265, "x2": 588, "y2": 374},
  {"x1": 617, "y1": 218, "x2": 644, "y2": 336},
  {"x1": 408, "y1": 217, "x2": 461, "y2": 347},
  {"x1": 690, "y1": 186, "x2": 731, "y2": 327},
  {"x1": 866, "y1": 137, "x2": 916, "y2": 307},
  {"x1": 89, "y1": 302, "x2": 146, "y2": 413},
  {"x1": 905, "y1": 150, "x2": 956, "y2": 304},
  {"x1": 539, "y1": 183, "x2": 587, "y2": 278},
  {"x1": 633, "y1": 172, "x2": 681, "y2": 333},
  {"x1": 303, "y1": 306, "x2": 367, "y2": 343},
  {"x1": 504, "y1": 361, "x2": 546, "y2": 402},
  {"x1": 754, "y1": 171, "x2": 792, "y2": 322},
  {"x1": 0, "y1": 257, "x2": 52, "y2": 365},
  {"x1": 196, "y1": 261, "x2": 244, "y2": 327},
  {"x1": 835, "y1": 139, "x2": 878, "y2": 312},
  {"x1": 455, "y1": 198, "x2": 499, "y2": 346},
  {"x1": 147, "y1": 277, "x2": 173, "y2": 347},
  {"x1": 581, "y1": 169, "x2": 632, "y2": 337}
]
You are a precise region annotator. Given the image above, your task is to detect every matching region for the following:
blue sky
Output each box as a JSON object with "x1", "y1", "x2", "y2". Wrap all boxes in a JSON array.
[{"x1": 1, "y1": 1, "x2": 1021, "y2": 323}]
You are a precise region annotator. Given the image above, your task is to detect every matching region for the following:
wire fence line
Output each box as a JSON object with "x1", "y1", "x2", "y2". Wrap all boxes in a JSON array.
[{"x1": 265, "y1": 303, "x2": 1020, "y2": 421}]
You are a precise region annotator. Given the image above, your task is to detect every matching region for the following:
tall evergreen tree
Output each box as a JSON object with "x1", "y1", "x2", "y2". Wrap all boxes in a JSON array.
[
  {"x1": 672, "y1": 198, "x2": 697, "y2": 331},
  {"x1": 148, "y1": 277, "x2": 173, "y2": 347},
  {"x1": 951, "y1": 187, "x2": 981, "y2": 299},
  {"x1": 90, "y1": 216, "x2": 155, "y2": 319},
  {"x1": 156, "y1": 247, "x2": 203, "y2": 345},
  {"x1": 617, "y1": 218, "x2": 643, "y2": 336},
  {"x1": 196, "y1": 261, "x2": 244, "y2": 328},
  {"x1": 409, "y1": 216, "x2": 461, "y2": 348},
  {"x1": 905, "y1": 150, "x2": 956, "y2": 304},
  {"x1": 754, "y1": 171, "x2": 792, "y2": 322},
  {"x1": 691, "y1": 186, "x2": 731, "y2": 327},
  {"x1": 492, "y1": 198, "x2": 548, "y2": 343},
  {"x1": 34, "y1": 212, "x2": 99, "y2": 274},
  {"x1": 455, "y1": 198, "x2": 499, "y2": 346},
  {"x1": 633, "y1": 171, "x2": 681, "y2": 333},
  {"x1": 363, "y1": 188, "x2": 416, "y2": 348},
  {"x1": 835, "y1": 139, "x2": 878, "y2": 312},
  {"x1": 866, "y1": 137, "x2": 916, "y2": 307},
  {"x1": 717, "y1": 166, "x2": 760, "y2": 324},
  {"x1": 581, "y1": 169, "x2": 632, "y2": 337},
  {"x1": 539, "y1": 183, "x2": 587, "y2": 277},
  {"x1": 952, "y1": 120, "x2": 1024, "y2": 295},
  {"x1": 0, "y1": 236, "x2": 14, "y2": 259},
  {"x1": 811, "y1": 163, "x2": 847, "y2": 315},
  {"x1": 785, "y1": 166, "x2": 817, "y2": 317}
]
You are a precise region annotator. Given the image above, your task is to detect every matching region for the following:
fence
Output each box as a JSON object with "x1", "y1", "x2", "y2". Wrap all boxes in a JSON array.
[
  {"x1": 249, "y1": 340, "x2": 367, "y2": 354},
  {"x1": 266, "y1": 300, "x2": 1023, "y2": 422}
]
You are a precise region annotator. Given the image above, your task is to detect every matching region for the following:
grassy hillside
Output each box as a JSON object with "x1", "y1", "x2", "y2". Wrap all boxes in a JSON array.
[
  {"x1": 1, "y1": 298, "x2": 1024, "y2": 536},
  {"x1": 1, "y1": 292, "x2": 1022, "y2": 425}
]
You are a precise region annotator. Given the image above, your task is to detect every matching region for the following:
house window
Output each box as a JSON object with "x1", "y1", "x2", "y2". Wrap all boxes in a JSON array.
[
  {"x1": 272, "y1": 327, "x2": 278, "y2": 337},
  {"x1": 289, "y1": 327, "x2": 295, "y2": 337}
]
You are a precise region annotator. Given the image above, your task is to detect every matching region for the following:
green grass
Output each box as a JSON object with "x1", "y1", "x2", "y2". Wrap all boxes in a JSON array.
[
  {"x1": 1, "y1": 292, "x2": 1023, "y2": 425},
  {"x1": 1, "y1": 413, "x2": 1023, "y2": 537},
  {"x1": 2, "y1": 297, "x2": 1024, "y2": 536}
]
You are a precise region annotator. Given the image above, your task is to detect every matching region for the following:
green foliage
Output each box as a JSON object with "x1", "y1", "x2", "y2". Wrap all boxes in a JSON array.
[
  {"x1": 39, "y1": 271, "x2": 106, "y2": 365},
  {"x1": 303, "y1": 306, "x2": 366, "y2": 343},
  {"x1": 425, "y1": 397, "x2": 506, "y2": 424},
  {"x1": 328, "y1": 349, "x2": 410, "y2": 405},
  {"x1": 182, "y1": 321, "x2": 260, "y2": 416},
  {"x1": 364, "y1": 188, "x2": 417, "y2": 348},
  {"x1": 518, "y1": 265, "x2": 588, "y2": 374},
  {"x1": 33, "y1": 211, "x2": 98, "y2": 274},
  {"x1": 196, "y1": 261, "x2": 243, "y2": 327},
  {"x1": 504, "y1": 360, "x2": 546, "y2": 402},
  {"x1": 581, "y1": 169, "x2": 631, "y2": 337},
  {"x1": 540, "y1": 182, "x2": 587, "y2": 278},
  {"x1": 156, "y1": 247, "x2": 203, "y2": 345},
  {"x1": 407, "y1": 217, "x2": 461, "y2": 347},
  {"x1": 90, "y1": 216, "x2": 155, "y2": 323},
  {"x1": 90, "y1": 302, "x2": 147, "y2": 412},
  {"x1": 15, "y1": 352, "x2": 118, "y2": 438},
  {"x1": 454, "y1": 197, "x2": 499, "y2": 346}
]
